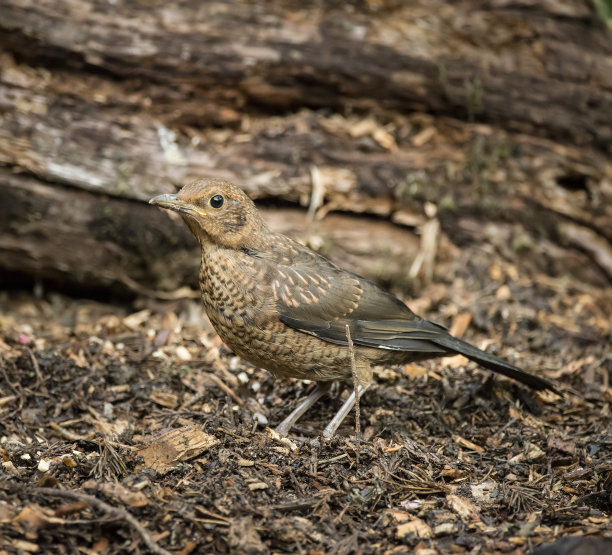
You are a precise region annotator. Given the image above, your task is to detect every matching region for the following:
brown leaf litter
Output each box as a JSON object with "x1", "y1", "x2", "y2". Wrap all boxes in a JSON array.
[{"x1": 0, "y1": 252, "x2": 610, "y2": 553}]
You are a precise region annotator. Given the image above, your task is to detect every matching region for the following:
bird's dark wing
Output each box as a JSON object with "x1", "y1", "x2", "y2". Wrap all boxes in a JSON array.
[
  {"x1": 261, "y1": 245, "x2": 449, "y2": 353},
  {"x1": 262, "y1": 242, "x2": 556, "y2": 392}
]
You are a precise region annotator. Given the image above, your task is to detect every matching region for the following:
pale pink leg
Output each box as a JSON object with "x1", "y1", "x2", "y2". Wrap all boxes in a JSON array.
[
  {"x1": 275, "y1": 382, "x2": 332, "y2": 437},
  {"x1": 322, "y1": 384, "x2": 368, "y2": 439}
]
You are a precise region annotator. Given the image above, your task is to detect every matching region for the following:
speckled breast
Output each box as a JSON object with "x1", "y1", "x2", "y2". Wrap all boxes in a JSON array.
[
  {"x1": 197, "y1": 250, "x2": 360, "y2": 381},
  {"x1": 197, "y1": 247, "x2": 411, "y2": 383}
]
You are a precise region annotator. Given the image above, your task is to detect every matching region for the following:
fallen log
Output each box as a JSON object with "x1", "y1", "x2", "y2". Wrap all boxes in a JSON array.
[
  {"x1": 0, "y1": 170, "x2": 424, "y2": 296},
  {"x1": 0, "y1": 0, "x2": 610, "y2": 296},
  {"x1": 1, "y1": 0, "x2": 610, "y2": 145}
]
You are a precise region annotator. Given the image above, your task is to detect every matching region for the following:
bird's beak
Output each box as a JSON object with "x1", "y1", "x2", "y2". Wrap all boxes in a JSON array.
[{"x1": 149, "y1": 193, "x2": 201, "y2": 218}]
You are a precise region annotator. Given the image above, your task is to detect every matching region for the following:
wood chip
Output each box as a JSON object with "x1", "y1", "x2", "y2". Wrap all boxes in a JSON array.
[
  {"x1": 396, "y1": 518, "x2": 432, "y2": 539},
  {"x1": 509, "y1": 443, "x2": 545, "y2": 463},
  {"x1": 12, "y1": 539, "x2": 39, "y2": 552},
  {"x1": 447, "y1": 494, "x2": 481, "y2": 521},
  {"x1": 137, "y1": 426, "x2": 219, "y2": 474},
  {"x1": 149, "y1": 388, "x2": 179, "y2": 408},
  {"x1": 83, "y1": 481, "x2": 149, "y2": 508},
  {"x1": 449, "y1": 312, "x2": 472, "y2": 338},
  {"x1": 452, "y1": 434, "x2": 484, "y2": 453}
]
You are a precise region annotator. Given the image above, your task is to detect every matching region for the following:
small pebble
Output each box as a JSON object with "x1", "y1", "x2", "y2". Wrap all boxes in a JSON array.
[
  {"x1": 18, "y1": 333, "x2": 32, "y2": 345},
  {"x1": 2, "y1": 461, "x2": 17, "y2": 472},
  {"x1": 253, "y1": 412, "x2": 268, "y2": 426},
  {"x1": 176, "y1": 345, "x2": 192, "y2": 361}
]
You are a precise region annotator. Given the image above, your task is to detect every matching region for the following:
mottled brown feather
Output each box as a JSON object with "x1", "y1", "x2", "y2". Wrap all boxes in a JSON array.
[{"x1": 151, "y1": 179, "x2": 556, "y2": 396}]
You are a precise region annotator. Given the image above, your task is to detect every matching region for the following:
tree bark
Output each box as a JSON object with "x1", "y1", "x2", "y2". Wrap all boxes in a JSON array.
[
  {"x1": 2, "y1": 0, "x2": 610, "y2": 145},
  {"x1": 0, "y1": 0, "x2": 610, "y2": 295},
  {"x1": 0, "y1": 170, "x2": 423, "y2": 296}
]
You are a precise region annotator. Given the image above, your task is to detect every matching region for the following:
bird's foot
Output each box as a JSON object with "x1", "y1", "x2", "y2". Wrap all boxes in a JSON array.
[
  {"x1": 321, "y1": 384, "x2": 368, "y2": 439},
  {"x1": 274, "y1": 382, "x2": 331, "y2": 437}
]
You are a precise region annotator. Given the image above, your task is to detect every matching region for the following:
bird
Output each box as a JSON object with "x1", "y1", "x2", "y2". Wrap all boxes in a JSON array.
[{"x1": 150, "y1": 179, "x2": 556, "y2": 438}]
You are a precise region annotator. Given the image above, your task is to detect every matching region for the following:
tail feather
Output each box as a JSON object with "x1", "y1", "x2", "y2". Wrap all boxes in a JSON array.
[{"x1": 433, "y1": 334, "x2": 557, "y2": 392}]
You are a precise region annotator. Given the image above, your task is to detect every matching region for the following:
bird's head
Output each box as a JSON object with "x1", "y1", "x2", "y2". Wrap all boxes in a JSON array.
[{"x1": 150, "y1": 179, "x2": 266, "y2": 249}]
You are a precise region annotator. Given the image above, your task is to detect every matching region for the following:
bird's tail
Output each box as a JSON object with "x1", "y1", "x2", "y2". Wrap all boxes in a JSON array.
[{"x1": 432, "y1": 334, "x2": 557, "y2": 392}]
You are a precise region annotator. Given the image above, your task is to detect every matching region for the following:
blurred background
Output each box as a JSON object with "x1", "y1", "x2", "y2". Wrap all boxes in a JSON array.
[{"x1": 1, "y1": 0, "x2": 610, "y2": 300}]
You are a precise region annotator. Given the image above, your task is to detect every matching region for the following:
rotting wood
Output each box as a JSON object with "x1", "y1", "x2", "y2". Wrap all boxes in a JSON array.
[
  {"x1": 1, "y1": 0, "x2": 610, "y2": 145},
  {"x1": 0, "y1": 170, "x2": 422, "y2": 295},
  {"x1": 0, "y1": 0, "x2": 610, "y2": 296}
]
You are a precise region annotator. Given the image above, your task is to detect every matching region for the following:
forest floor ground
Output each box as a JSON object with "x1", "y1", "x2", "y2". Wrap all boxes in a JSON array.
[{"x1": 0, "y1": 234, "x2": 610, "y2": 554}]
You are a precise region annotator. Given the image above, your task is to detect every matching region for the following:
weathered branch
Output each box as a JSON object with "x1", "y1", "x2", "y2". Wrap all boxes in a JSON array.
[
  {"x1": 1, "y1": 0, "x2": 610, "y2": 146},
  {"x1": 0, "y1": 170, "x2": 424, "y2": 295},
  {"x1": 0, "y1": 0, "x2": 610, "y2": 295}
]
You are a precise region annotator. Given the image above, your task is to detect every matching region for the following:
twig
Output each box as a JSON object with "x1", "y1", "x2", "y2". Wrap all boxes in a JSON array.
[
  {"x1": 208, "y1": 373, "x2": 244, "y2": 407},
  {"x1": 492, "y1": 417, "x2": 518, "y2": 438},
  {"x1": 307, "y1": 165, "x2": 325, "y2": 220},
  {"x1": 37, "y1": 488, "x2": 172, "y2": 555},
  {"x1": 49, "y1": 421, "x2": 96, "y2": 441},
  {"x1": 0, "y1": 360, "x2": 25, "y2": 417},
  {"x1": 0, "y1": 359, "x2": 20, "y2": 396},
  {"x1": 318, "y1": 453, "x2": 348, "y2": 466},
  {"x1": 25, "y1": 346, "x2": 44, "y2": 387},
  {"x1": 194, "y1": 506, "x2": 231, "y2": 523},
  {"x1": 345, "y1": 324, "x2": 360, "y2": 459}
]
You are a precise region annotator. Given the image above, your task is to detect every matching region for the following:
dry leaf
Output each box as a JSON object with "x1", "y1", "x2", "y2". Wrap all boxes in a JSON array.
[
  {"x1": 385, "y1": 509, "x2": 412, "y2": 524},
  {"x1": 228, "y1": 516, "x2": 267, "y2": 554},
  {"x1": 13, "y1": 505, "x2": 66, "y2": 539},
  {"x1": 396, "y1": 518, "x2": 432, "y2": 539},
  {"x1": 0, "y1": 501, "x2": 17, "y2": 523},
  {"x1": 440, "y1": 466, "x2": 465, "y2": 480},
  {"x1": 91, "y1": 537, "x2": 110, "y2": 553},
  {"x1": 447, "y1": 494, "x2": 480, "y2": 521},
  {"x1": 547, "y1": 431, "x2": 576, "y2": 454},
  {"x1": 137, "y1": 426, "x2": 219, "y2": 474},
  {"x1": 471, "y1": 480, "x2": 498, "y2": 506}
]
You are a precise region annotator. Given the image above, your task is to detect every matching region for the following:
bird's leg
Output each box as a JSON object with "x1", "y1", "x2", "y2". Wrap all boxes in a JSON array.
[
  {"x1": 322, "y1": 384, "x2": 369, "y2": 439},
  {"x1": 275, "y1": 382, "x2": 332, "y2": 437},
  {"x1": 345, "y1": 324, "x2": 361, "y2": 440}
]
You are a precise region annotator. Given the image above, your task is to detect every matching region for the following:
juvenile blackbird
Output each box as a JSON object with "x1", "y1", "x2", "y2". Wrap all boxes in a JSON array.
[{"x1": 150, "y1": 179, "x2": 555, "y2": 438}]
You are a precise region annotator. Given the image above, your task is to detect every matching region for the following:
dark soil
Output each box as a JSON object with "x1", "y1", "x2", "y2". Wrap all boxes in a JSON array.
[{"x1": 1, "y1": 244, "x2": 610, "y2": 554}]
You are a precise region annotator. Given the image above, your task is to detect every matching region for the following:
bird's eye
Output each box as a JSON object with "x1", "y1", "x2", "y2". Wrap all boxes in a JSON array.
[{"x1": 210, "y1": 194, "x2": 224, "y2": 209}]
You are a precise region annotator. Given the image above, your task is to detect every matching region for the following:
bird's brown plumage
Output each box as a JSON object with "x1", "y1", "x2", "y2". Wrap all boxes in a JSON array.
[{"x1": 150, "y1": 179, "x2": 555, "y2": 436}]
